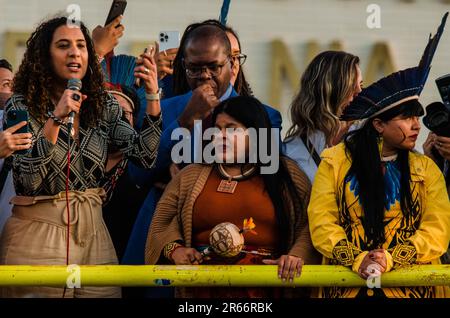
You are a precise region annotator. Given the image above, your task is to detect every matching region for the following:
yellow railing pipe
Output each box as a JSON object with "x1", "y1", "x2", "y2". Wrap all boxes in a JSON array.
[{"x1": 0, "y1": 265, "x2": 448, "y2": 287}]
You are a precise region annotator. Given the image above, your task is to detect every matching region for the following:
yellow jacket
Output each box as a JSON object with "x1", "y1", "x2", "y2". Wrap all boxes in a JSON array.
[{"x1": 308, "y1": 143, "x2": 450, "y2": 298}]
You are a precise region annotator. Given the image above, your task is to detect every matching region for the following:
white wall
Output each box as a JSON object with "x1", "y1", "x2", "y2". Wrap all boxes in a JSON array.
[{"x1": 1, "y1": 0, "x2": 450, "y2": 145}]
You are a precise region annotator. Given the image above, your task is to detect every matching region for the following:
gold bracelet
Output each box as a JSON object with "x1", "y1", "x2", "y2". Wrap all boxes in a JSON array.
[{"x1": 163, "y1": 241, "x2": 183, "y2": 261}]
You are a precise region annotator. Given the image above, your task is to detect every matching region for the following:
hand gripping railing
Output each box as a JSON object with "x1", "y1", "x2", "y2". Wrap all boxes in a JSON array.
[{"x1": 0, "y1": 265, "x2": 448, "y2": 287}]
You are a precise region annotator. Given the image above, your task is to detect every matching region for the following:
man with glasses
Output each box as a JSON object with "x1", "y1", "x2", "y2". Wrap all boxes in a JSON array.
[
  {"x1": 171, "y1": 20, "x2": 254, "y2": 99},
  {"x1": 157, "y1": 23, "x2": 281, "y2": 166}
]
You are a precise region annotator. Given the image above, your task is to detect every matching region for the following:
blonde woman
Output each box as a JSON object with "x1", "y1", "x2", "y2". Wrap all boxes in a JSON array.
[{"x1": 284, "y1": 51, "x2": 362, "y2": 182}]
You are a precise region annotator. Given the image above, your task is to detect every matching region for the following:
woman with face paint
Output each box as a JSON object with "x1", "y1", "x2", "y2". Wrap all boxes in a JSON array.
[
  {"x1": 146, "y1": 96, "x2": 320, "y2": 298},
  {"x1": 307, "y1": 15, "x2": 450, "y2": 298}
]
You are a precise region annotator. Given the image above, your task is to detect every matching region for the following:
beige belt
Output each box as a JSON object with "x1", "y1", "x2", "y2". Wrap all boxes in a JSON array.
[{"x1": 10, "y1": 188, "x2": 106, "y2": 246}]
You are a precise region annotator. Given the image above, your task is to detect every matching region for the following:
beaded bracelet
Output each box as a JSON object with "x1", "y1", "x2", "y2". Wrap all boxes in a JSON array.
[
  {"x1": 46, "y1": 111, "x2": 66, "y2": 125},
  {"x1": 145, "y1": 88, "x2": 162, "y2": 101}
]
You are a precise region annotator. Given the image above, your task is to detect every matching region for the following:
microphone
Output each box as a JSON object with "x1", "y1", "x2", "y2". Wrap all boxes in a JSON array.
[{"x1": 67, "y1": 78, "x2": 82, "y2": 133}]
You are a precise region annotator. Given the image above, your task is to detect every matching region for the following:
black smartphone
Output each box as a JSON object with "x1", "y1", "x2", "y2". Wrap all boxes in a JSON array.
[
  {"x1": 5, "y1": 109, "x2": 29, "y2": 154},
  {"x1": 105, "y1": 0, "x2": 127, "y2": 27}
]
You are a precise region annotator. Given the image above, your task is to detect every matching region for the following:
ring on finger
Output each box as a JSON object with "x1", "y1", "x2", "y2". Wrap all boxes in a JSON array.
[
  {"x1": 71, "y1": 94, "x2": 81, "y2": 102},
  {"x1": 143, "y1": 68, "x2": 150, "y2": 75}
]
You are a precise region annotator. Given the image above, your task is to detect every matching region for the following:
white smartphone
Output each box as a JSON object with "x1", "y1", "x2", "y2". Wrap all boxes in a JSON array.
[{"x1": 158, "y1": 31, "x2": 180, "y2": 51}]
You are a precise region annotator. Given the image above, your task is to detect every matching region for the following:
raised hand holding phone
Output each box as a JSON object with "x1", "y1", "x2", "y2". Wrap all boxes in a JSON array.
[
  {"x1": 134, "y1": 44, "x2": 161, "y2": 116},
  {"x1": 92, "y1": 15, "x2": 125, "y2": 59},
  {"x1": 155, "y1": 41, "x2": 178, "y2": 79},
  {"x1": 1, "y1": 113, "x2": 32, "y2": 157},
  {"x1": 134, "y1": 44, "x2": 156, "y2": 88},
  {"x1": 104, "y1": 0, "x2": 127, "y2": 27}
]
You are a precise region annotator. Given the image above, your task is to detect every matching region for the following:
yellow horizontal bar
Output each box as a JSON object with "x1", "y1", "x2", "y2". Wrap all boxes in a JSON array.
[{"x1": 0, "y1": 265, "x2": 448, "y2": 287}]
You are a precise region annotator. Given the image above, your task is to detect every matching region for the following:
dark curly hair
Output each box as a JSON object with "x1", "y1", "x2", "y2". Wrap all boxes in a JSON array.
[{"x1": 13, "y1": 16, "x2": 107, "y2": 128}]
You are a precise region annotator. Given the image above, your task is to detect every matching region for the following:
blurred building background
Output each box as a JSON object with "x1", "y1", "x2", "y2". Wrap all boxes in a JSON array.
[{"x1": 1, "y1": 0, "x2": 450, "y2": 145}]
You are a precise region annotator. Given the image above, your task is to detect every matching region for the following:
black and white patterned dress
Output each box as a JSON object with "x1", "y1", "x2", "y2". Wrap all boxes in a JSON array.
[{"x1": 5, "y1": 93, "x2": 162, "y2": 196}]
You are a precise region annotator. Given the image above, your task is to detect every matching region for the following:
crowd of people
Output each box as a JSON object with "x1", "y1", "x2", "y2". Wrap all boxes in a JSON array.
[{"x1": 0, "y1": 8, "x2": 449, "y2": 299}]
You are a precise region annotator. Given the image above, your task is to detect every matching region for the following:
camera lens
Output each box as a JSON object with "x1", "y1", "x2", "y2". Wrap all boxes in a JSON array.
[
  {"x1": 8, "y1": 112, "x2": 16, "y2": 120},
  {"x1": 428, "y1": 112, "x2": 448, "y2": 127}
]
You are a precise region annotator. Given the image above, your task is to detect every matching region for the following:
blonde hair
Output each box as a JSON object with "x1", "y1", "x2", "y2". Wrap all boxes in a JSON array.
[{"x1": 285, "y1": 51, "x2": 360, "y2": 147}]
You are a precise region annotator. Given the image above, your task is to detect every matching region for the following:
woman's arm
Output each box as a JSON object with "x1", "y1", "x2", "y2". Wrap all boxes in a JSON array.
[
  {"x1": 6, "y1": 97, "x2": 58, "y2": 195},
  {"x1": 109, "y1": 49, "x2": 162, "y2": 169},
  {"x1": 307, "y1": 160, "x2": 357, "y2": 260},
  {"x1": 107, "y1": 95, "x2": 162, "y2": 169},
  {"x1": 145, "y1": 169, "x2": 184, "y2": 264}
]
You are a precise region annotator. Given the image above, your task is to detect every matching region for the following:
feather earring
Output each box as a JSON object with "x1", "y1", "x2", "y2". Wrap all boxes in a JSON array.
[{"x1": 377, "y1": 134, "x2": 384, "y2": 160}]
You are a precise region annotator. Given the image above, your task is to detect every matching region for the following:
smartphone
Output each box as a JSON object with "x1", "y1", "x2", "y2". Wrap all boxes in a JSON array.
[
  {"x1": 135, "y1": 44, "x2": 156, "y2": 88},
  {"x1": 158, "y1": 31, "x2": 180, "y2": 51},
  {"x1": 5, "y1": 109, "x2": 29, "y2": 154},
  {"x1": 105, "y1": 0, "x2": 127, "y2": 26}
]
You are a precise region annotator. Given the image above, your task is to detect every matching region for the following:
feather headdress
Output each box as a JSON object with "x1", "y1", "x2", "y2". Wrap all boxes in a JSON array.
[
  {"x1": 341, "y1": 12, "x2": 448, "y2": 121},
  {"x1": 101, "y1": 54, "x2": 147, "y2": 128}
]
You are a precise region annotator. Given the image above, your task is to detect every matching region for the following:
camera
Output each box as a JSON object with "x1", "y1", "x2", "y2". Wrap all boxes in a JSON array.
[
  {"x1": 7, "y1": 111, "x2": 16, "y2": 121},
  {"x1": 423, "y1": 74, "x2": 450, "y2": 137},
  {"x1": 158, "y1": 31, "x2": 180, "y2": 51}
]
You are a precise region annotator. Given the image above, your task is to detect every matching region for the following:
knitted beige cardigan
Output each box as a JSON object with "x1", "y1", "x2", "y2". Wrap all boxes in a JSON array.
[{"x1": 145, "y1": 158, "x2": 320, "y2": 266}]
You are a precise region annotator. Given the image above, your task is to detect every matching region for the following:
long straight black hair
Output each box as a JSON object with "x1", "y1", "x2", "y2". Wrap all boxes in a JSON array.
[
  {"x1": 212, "y1": 96, "x2": 302, "y2": 254},
  {"x1": 343, "y1": 99, "x2": 424, "y2": 249}
]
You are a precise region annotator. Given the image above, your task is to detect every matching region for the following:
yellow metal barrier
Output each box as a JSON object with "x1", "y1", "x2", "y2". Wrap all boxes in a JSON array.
[{"x1": 0, "y1": 265, "x2": 448, "y2": 287}]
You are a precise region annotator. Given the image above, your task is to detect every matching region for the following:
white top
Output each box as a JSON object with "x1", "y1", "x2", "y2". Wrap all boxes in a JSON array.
[{"x1": 283, "y1": 130, "x2": 326, "y2": 183}]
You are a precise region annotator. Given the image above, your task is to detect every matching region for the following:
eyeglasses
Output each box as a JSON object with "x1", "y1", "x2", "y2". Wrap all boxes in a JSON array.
[
  {"x1": 182, "y1": 58, "x2": 230, "y2": 79},
  {"x1": 232, "y1": 53, "x2": 247, "y2": 66}
]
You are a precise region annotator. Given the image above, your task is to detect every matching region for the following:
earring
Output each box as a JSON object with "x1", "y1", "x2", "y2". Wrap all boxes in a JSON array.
[{"x1": 377, "y1": 134, "x2": 384, "y2": 160}]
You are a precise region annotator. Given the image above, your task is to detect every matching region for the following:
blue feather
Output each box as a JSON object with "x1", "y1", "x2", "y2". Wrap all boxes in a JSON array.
[
  {"x1": 219, "y1": 0, "x2": 231, "y2": 25},
  {"x1": 341, "y1": 12, "x2": 448, "y2": 121},
  {"x1": 100, "y1": 54, "x2": 147, "y2": 128},
  {"x1": 418, "y1": 12, "x2": 448, "y2": 89},
  {"x1": 383, "y1": 161, "x2": 401, "y2": 211},
  {"x1": 346, "y1": 161, "x2": 401, "y2": 211}
]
